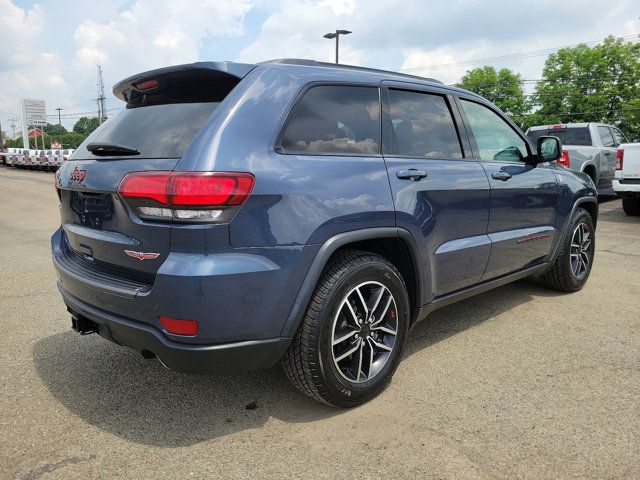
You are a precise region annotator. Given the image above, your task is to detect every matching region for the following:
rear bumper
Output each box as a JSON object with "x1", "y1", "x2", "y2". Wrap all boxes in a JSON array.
[
  {"x1": 613, "y1": 179, "x2": 640, "y2": 194},
  {"x1": 59, "y1": 283, "x2": 292, "y2": 373},
  {"x1": 51, "y1": 226, "x2": 316, "y2": 372}
]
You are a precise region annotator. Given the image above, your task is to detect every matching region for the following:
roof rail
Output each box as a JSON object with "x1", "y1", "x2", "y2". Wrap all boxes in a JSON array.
[{"x1": 260, "y1": 58, "x2": 443, "y2": 84}]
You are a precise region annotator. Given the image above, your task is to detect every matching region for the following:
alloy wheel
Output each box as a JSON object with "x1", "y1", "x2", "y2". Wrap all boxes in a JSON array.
[
  {"x1": 331, "y1": 281, "x2": 398, "y2": 383},
  {"x1": 570, "y1": 222, "x2": 592, "y2": 279}
]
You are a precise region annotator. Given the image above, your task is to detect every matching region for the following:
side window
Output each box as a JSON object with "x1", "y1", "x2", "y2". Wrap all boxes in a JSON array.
[
  {"x1": 280, "y1": 85, "x2": 380, "y2": 155},
  {"x1": 598, "y1": 126, "x2": 615, "y2": 147},
  {"x1": 385, "y1": 89, "x2": 462, "y2": 158},
  {"x1": 610, "y1": 127, "x2": 627, "y2": 146},
  {"x1": 460, "y1": 99, "x2": 528, "y2": 162}
]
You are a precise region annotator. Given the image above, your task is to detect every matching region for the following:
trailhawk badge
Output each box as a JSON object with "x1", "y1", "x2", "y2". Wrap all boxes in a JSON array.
[{"x1": 124, "y1": 250, "x2": 161, "y2": 261}]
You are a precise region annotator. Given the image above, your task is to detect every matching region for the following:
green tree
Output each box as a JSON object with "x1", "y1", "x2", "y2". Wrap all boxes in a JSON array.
[
  {"x1": 57, "y1": 132, "x2": 87, "y2": 149},
  {"x1": 459, "y1": 66, "x2": 527, "y2": 125},
  {"x1": 532, "y1": 36, "x2": 640, "y2": 137},
  {"x1": 73, "y1": 117, "x2": 100, "y2": 135},
  {"x1": 44, "y1": 123, "x2": 68, "y2": 136}
]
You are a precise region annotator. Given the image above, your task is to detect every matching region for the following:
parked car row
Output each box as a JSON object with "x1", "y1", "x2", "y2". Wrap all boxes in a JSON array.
[{"x1": 0, "y1": 147, "x2": 74, "y2": 171}]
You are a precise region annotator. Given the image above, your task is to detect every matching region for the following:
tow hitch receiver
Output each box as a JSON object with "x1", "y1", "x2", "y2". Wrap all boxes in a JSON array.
[{"x1": 71, "y1": 315, "x2": 98, "y2": 335}]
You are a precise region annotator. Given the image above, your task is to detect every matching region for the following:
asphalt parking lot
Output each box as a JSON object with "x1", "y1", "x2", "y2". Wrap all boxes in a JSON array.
[{"x1": 1, "y1": 166, "x2": 639, "y2": 479}]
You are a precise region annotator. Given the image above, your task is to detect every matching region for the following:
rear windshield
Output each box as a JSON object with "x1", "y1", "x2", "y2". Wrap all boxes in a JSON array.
[
  {"x1": 527, "y1": 127, "x2": 592, "y2": 146},
  {"x1": 73, "y1": 102, "x2": 218, "y2": 159}
]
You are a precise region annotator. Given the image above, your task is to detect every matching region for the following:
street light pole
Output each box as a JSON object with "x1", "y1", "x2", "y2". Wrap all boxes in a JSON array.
[{"x1": 323, "y1": 29, "x2": 352, "y2": 64}]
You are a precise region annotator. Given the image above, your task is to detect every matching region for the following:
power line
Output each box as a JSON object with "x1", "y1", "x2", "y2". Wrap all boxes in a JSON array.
[{"x1": 401, "y1": 34, "x2": 639, "y2": 73}]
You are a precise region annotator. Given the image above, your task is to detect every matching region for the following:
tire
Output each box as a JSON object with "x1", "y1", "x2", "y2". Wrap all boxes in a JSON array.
[
  {"x1": 622, "y1": 197, "x2": 640, "y2": 216},
  {"x1": 282, "y1": 250, "x2": 410, "y2": 407},
  {"x1": 540, "y1": 207, "x2": 595, "y2": 292}
]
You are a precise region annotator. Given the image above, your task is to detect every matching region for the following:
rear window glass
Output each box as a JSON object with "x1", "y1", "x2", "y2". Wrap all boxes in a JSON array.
[
  {"x1": 73, "y1": 102, "x2": 218, "y2": 159},
  {"x1": 280, "y1": 85, "x2": 380, "y2": 155},
  {"x1": 385, "y1": 90, "x2": 462, "y2": 158},
  {"x1": 527, "y1": 127, "x2": 592, "y2": 146}
]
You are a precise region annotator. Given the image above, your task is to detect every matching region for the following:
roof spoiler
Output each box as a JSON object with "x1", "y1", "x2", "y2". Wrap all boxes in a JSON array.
[{"x1": 113, "y1": 61, "x2": 256, "y2": 108}]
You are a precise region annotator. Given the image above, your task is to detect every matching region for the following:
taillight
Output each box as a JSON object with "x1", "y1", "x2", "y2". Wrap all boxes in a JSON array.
[
  {"x1": 558, "y1": 150, "x2": 570, "y2": 168},
  {"x1": 616, "y1": 149, "x2": 624, "y2": 170},
  {"x1": 63, "y1": 156, "x2": 68, "y2": 162},
  {"x1": 118, "y1": 171, "x2": 255, "y2": 222}
]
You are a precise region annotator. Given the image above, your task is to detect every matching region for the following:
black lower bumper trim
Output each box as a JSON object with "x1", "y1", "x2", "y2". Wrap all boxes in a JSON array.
[{"x1": 59, "y1": 283, "x2": 292, "y2": 374}]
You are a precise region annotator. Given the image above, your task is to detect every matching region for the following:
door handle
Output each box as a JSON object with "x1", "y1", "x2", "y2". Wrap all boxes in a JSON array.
[
  {"x1": 396, "y1": 169, "x2": 428, "y2": 181},
  {"x1": 491, "y1": 170, "x2": 512, "y2": 181}
]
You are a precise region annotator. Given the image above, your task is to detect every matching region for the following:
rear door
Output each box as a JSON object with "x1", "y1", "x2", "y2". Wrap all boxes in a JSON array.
[
  {"x1": 56, "y1": 65, "x2": 250, "y2": 281},
  {"x1": 597, "y1": 125, "x2": 617, "y2": 184},
  {"x1": 381, "y1": 85, "x2": 491, "y2": 299},
  {"x1": 457, "y1": 97, "x2": 559, "y2": 281}
]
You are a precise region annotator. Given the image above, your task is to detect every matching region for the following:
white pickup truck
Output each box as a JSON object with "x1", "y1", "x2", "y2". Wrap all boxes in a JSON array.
[{"x1": 613, "y1": 142, "x2": 640, "y2": 215}]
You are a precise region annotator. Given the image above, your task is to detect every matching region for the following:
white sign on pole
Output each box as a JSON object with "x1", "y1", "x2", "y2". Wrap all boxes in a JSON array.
[
  {"x1": 20, "y1": 98, "x2": 46, "y2": 149},
  {"x1": 22, "y1": 99, "x2": 47, "y2": 126}
]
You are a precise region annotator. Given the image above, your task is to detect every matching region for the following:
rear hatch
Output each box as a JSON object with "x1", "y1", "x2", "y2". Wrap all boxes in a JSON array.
[{"x1": 56, "y1": 62, "x2": 254, "y2": 285}]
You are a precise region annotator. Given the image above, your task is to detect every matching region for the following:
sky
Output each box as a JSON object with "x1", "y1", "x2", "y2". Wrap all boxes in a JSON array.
[{"x1": 0, "y1": 0, "x2": 638, "y2": 132}]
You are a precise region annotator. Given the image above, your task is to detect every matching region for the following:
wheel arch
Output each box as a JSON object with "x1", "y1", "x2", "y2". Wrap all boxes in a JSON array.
[
  {"x1": 548, "y1": 197, "x2": 598, "y2": 263},
  {"x1": 581, "y1": 162, "x2": 598, "y2": 183},
  {"x1": 280, "y1": 228, "x2": 423, "y2": 339}
]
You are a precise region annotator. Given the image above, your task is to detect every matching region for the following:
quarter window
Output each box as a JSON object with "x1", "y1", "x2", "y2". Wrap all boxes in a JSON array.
[
  {"x1": 598, "y1": 126, "x2": 615, "y2": 147},
  {"x1": 461, "y1": 99, "x2": 528, "y2": 162},
  {"x1": 280, "y1": 85, "x2": 380, "y2": 155},
  {"x1": 385, "y1": 90, "x2": 462, "y2": 158},
  {"x1": 610, "y1": 127, "x2": 627, "y2": 147}
]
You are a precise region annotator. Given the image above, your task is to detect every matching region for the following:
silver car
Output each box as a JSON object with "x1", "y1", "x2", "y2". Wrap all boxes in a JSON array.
[{"x1": 526, "y1": 123, "x2": 626, "y2": 188}]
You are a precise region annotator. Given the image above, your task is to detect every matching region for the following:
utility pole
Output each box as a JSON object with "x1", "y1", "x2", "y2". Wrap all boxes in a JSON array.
[
  {"x1": 55, "y1": 107, "x2": 63, "y2": 126},
  {"x1": 0, "y1": 119, "x2": 4, "y2": 150},
  {"x1": 10, "y1": 118, "x2": 17, "y2": 140},
  {"x1": 96, "y1": 64, "x2": 107, "y2": 124},
  {"x1": 323, "y1": 29, "x2": 352, "y2": 64}
]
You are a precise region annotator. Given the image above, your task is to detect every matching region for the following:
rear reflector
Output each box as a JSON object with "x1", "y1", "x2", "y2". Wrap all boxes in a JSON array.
[
  {"x1": 616, "y1": 149, "x2": 624, "y2": 170},
  {"x1": 159, "y1": 316, "x2": 199, "y2": 336},
  {"x1": 558, "y1": 150, "x2": 570, "y2": 168}
]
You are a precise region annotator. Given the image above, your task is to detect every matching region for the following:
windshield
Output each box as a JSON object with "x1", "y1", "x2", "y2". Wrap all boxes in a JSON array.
[
  {"x1": 527, "y1": 127, "x2": 592, "y2": 146},
  {"x1": 73, "y1": 102, "x2": 219, "y2": 159}
]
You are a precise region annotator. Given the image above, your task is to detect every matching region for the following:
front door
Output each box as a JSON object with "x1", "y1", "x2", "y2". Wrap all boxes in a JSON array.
[{"x1": 458, "y1": 98, "x2": 559, "y2": 281}]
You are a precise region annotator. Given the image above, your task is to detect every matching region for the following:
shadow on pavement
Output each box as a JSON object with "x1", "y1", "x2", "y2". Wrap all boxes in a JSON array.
[
  {"x1": 404, "y1": 277, "x2": 563, "y2": 358},
  {"x1": 33, "y1": 278, "x2": 565, "y2": 447}
]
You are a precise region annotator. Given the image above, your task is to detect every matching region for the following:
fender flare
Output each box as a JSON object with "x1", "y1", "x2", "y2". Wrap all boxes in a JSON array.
[
  {"x1": 280, "y1": 227, "x2": 423, "y2": 339},
  {"x1": 547, "y1": 196, "x2": 598, "y2": 263}
]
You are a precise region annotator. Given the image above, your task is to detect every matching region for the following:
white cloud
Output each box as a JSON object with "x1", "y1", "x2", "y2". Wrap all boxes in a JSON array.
[
  {"x1": 237, "y1": 0, "x2": 365, "y2": 64},
  {"x1": 73, "y1": 0, "x2": 253, "y2": 79}
]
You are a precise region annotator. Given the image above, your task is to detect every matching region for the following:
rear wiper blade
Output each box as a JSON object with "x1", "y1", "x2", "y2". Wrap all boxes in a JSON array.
[{"x1": 86, "y1": 142, "x2": 140, "y2": 156}]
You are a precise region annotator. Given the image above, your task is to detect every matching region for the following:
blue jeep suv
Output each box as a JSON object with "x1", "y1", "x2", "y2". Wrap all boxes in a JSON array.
[{"x1": 52, "y1": 59, "x2": 597, "y2": 407}]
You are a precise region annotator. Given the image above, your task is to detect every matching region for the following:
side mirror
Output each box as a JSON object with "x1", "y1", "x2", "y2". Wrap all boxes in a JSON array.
[{"x1": 536, "y1": 135, "x2": 562, "y2": 163}]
